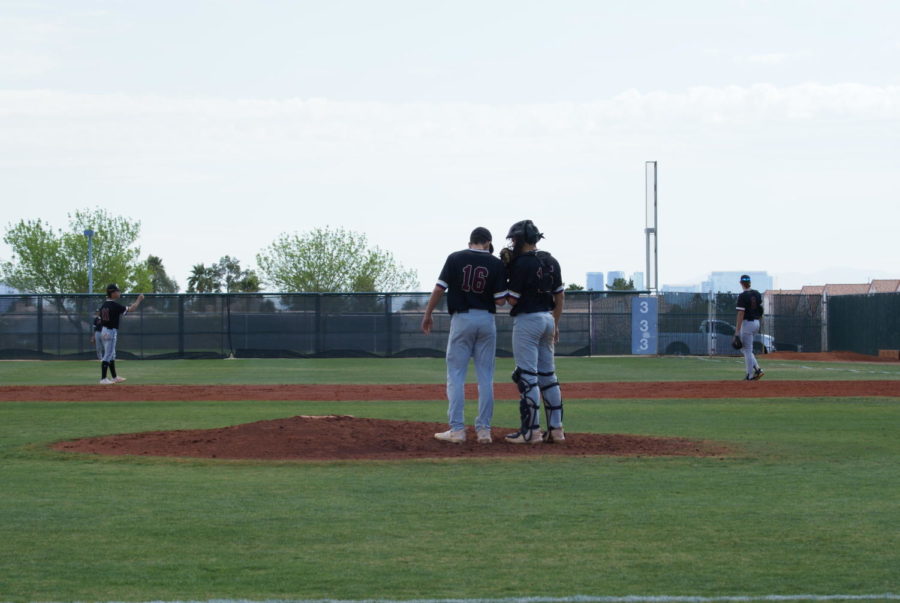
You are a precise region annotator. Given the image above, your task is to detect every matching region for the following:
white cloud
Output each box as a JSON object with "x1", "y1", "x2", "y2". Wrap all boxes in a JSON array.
[
  {"x1": 736, "y1": 50, "x2": 813, "y2": 65},
  {"x1": 1, "y1": 83, "x2": 898, "y2": 168}
]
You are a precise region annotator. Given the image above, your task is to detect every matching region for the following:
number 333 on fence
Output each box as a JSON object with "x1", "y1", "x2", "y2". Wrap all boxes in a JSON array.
[{"x1": 631, "y1": 296, "x2": 658, "y2": 355}]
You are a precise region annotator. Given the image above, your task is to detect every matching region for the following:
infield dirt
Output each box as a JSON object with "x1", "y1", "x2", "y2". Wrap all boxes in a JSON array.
[
  {"x1": 51, "y1": 414, "x2": 731, "y2": 461},
  {"x1": 16, "y1": 377, "x2": 896, "y2": 461}
]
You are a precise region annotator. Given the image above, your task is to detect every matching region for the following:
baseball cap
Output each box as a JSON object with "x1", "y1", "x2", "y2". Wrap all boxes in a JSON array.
[
  {"x1": 739, "y1": 275, "x2": 751, "y2": 283},
  {"x1": 106, "y1": 283, "x2": 121, "y2": 293},
  {"x1": 469, "y1": 227, "x2": 492, "y2": 244}
]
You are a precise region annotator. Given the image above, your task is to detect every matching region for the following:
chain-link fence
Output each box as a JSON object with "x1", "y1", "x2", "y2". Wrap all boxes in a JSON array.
[
  {"x1": 828, "y1": 293, "x2": 900, "y2": 356},
  {"x1": 0, "y1": 291, "x2": 891, "y2": 359}
]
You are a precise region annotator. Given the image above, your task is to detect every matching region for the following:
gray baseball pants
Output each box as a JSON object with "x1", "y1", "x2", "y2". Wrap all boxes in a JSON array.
[
  {"x1": 445, "y1": 309, "x2": 496, "y2": 432},
  {"x1": 512, "y1": 311, "x2": 562, "y2": 429},
  {"x1": 739, "y1": 319, "x2": 760, "y2": 376}
]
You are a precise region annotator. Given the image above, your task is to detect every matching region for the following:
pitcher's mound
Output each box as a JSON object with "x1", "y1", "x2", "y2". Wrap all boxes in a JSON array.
[{"x1": 53, "y1": 415, "x2": 729, "y2": 461}]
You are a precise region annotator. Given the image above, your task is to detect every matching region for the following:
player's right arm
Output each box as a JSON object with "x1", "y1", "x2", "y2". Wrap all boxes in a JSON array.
[
  {"x1": 421, "y1": 285, "x2": 445, "y2": 335},
  {"x1": 127, "y1": 293, "x2": 145, "y2": 313}
]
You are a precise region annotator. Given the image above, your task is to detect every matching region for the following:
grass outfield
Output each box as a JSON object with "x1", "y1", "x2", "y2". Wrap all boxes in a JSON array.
[
  {"x1": 1, "y1": 355, "x2": 900, "y2": 385},
  {"x1": 0, "y1": 359, "x2": 898, "y2": 601}
]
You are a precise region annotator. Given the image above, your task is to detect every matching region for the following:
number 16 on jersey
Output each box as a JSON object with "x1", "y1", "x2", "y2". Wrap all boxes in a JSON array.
[{"x1": 631, "y1": 296, "x2": 658, "y2": 355}]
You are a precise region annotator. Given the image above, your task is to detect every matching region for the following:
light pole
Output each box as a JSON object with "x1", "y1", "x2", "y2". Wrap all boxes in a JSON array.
[{"x1": 83, "y1": 229, "x2": 94, "y2": 293}]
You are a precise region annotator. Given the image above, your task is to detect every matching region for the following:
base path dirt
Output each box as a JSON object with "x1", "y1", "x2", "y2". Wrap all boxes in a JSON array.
[
  {"x1": 2, "y1": 380, "x2": 898, "y2": 402},
  {"x1": 51, "y1": 415, "x2": 730, "y2": 461}
]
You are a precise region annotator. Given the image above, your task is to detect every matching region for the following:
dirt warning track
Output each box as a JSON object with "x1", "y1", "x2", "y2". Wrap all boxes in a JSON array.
[{"x1": 3, "y1": 380, "x2": 899, "y2": 402}]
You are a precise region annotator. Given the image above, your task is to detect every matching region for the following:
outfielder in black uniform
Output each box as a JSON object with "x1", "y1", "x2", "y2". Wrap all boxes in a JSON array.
[
  {"x1": 734, "y1": 274, "x2": 764, "y2": 381},
  {"x1": 98, "y1": 284, "x2": 144, "y2": 384},
  {"x1": 421, "y1": 227, "x2": 508, "y2": 444}
]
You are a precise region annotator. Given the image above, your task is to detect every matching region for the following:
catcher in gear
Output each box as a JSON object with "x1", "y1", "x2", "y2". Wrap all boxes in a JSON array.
[{"x1": 502, "y1": 220, "x2": 567, "y2": 445}]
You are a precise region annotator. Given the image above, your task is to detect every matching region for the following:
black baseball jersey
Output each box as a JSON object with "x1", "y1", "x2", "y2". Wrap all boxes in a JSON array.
[
  {"x1": 736, "y1": 289, "x2": 764, "y2": 321},
  {"x1": 436, "y1": 249, "x2": 507, "y2": 314},
  {"x1": 507, "y1": 250, "x2": 564, "y2": 316},
  {"x1": 99, "y1": 300, "x2": 128, "y2": 329}
]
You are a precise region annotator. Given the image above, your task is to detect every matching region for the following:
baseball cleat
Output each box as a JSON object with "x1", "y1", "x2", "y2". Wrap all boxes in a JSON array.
[
  {"x1": 476, "y1": 428, "x2": 492, "y2": 444},
  {"x1": 113, "y1": 376, "x2": 127, "y2": 383},
  {"x1": 434, "y1": 429, "x2": 466, "y2": 444},
  {"x1": 545, "y1": 427, "x2": 566, "y2": 443},
  {"x1": 504, "y1": 429, "x2": 543, "y2": 444},
  {"x1": 99, "y1": 378, "x2": 115, "y2": 385},
  {"x1": 752, "y1": 368, "x2": 764, "y2": 381}
]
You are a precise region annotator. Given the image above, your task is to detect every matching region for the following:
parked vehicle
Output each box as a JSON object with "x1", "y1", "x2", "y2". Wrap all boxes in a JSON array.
[{"x1": 658, "y1": 319, "x2": 775, "y2": 356}]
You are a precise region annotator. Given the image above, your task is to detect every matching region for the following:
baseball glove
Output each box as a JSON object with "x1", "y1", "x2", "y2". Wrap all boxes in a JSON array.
[{"x1": 731, "y1": 335, "x2": 743, "y2": 350}]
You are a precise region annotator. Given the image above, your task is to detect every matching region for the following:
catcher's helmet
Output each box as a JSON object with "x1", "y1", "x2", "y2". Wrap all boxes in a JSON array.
[{"x1": 506, "y1": 220, "x2": 544, "y2": 245}]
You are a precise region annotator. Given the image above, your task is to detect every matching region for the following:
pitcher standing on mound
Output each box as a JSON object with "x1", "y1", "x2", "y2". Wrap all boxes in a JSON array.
[{"x1": 421, "y1": 227, "x2": 508, "y2": 444}]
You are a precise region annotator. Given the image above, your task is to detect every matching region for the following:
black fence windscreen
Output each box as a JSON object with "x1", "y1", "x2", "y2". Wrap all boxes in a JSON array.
[{"x1": 0, "y1": 291, "x2": 891, "y2": 359}]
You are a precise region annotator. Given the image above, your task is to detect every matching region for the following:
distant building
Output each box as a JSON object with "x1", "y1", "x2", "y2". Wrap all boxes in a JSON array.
[
  {"x1": 632, "y1": 271, "x2": 645, "y2": 291},
  {"x1": 586, "y1": 272, "x2": 604, "y2": 291},
  {"x1": 702, "y1": 271, "x2": 773, "y2": 293},
  {"x1": 606, "y1": 271, "x2": 625, "y2": 289},
  {"x1": 661, "y1": 284, "x2": 702, "y2": 293}
]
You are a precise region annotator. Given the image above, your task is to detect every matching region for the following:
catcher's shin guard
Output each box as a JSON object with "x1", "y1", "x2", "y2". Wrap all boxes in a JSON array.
[
  {"x1": 538, "y1": 371, "x2": 564, "y2": 440},
  {"x1": 512, "y1": 366, "x2": 541, "y2": 440}
]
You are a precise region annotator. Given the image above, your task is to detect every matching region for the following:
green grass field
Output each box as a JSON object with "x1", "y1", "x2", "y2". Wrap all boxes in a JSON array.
[
  {"x1": 2, "y1": 355, "x2": 900, "y2": 385},
  {"x1": 1, "y1": 357, "x2": 898, "y2": 602}
]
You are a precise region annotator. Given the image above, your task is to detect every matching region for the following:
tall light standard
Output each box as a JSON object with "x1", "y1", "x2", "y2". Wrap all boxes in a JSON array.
[{"x1": 83, "y1": 229, "x2": 94, "y2": 293}]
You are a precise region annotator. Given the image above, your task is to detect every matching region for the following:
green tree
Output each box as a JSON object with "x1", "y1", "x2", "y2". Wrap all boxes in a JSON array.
[
  {"x1": 187, "y1": 257, "x2": 260, "y2": 293},
  {"x1": 146, "y1": 255, "x2": 179, "y2": 293},
  {"x1": 187, "y1": 263, "x2": 222, "y2": 293},
  {"x1": 609, "y1": 277, "x2": 636, "y2": 291},
  {"x1": 218, "y1": 255, "x2": 261, "y2": 293},
  {"x1": 256, "y1": 227, "x2": 419, "y2": 292},
  {"x1": 566, "y1": 283, "x2": 585, "y2": 291},
  {"x1": 1, "y1": 208, "x2": 150, "y2": 294}
]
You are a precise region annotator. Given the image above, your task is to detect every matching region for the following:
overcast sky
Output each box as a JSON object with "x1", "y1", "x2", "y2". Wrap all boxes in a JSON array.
[{"x1": 1, "y1": 0, "x2": 898, "y2": 292}]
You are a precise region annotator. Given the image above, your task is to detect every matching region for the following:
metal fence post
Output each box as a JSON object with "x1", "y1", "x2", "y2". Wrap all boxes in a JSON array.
[
  {"x1": 36, "y1": 295, "x2": 44, "y2": 355},
  {"x1": 821, "y1": 292, "x2": 829, "y2": 352},
  {"x1": 315, "y1": 294, "x2": 323, "y2": 356},
  {"x1": 177, "y1": 296, "x2": 185, "y2": 357},
  {"x1": 588, "y1": 292, "x2": 594, "y2": 356},
  {"x1": 385, "y1": 294, "x2": 393, "y2": 358}
]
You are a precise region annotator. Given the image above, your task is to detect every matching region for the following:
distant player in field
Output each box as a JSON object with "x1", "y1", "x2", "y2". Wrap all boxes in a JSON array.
[
  {"x1": 89, "y1": 308, "x2": 104, "y2": 360},
  {"x1": 98, "y1": 284, "x2": 144, "y2": 384},
  {"x1": 421, "y1": 227, "x2": 508, "y2": 444},
  {"x1": 735, "y1": 274, "x2": 765, "y2": 381}
]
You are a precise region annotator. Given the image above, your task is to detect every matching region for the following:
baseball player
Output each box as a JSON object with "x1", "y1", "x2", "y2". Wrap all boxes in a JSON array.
[
  {"x1": 734, "y1": 274, "x2": 764, "y2": 381},
  {"x1": 501, "y1": 220, "x2": 566, "y2": 444},
  {"x1": 421, "y1": 227, "x2": 508, "y2": 444},
  {"x1": 98, "y1": 284, "x2": 144, "y2": 384},
  {"x1": 89, "y1": 309, "x2": 104, "y2": 360}
]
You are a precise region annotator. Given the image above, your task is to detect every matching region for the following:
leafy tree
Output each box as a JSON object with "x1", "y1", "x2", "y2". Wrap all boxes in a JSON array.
[
  {"x1": 608, "y1": 277, "x2": 636, "y2": 291},
  {"x1": 146, "y1": 255, "x2": 179, "y2": 293},
  {"x1": 218, "y1": 255, "x2": 261, "y2": 293},
  {"x1": 256, "y1": 227, "x2": 419, "y2": 293},
  {"x1": 187, "y1": 257, "x2": 260, "y2": 293},
  {"x1": 1, "y1": 208, "x2": 150, "y2": 294},
  {"x1": 566, "y1": 283, "x2": 585, "y2": 291},
  {"x1": 187, "y1": 263, "x2": 222, "y2": 293}
]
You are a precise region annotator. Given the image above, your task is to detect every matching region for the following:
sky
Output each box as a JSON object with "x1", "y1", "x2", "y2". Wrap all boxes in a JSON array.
[{"x1": 1, "y1": 0, "x2": 898, "y2": 292}]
